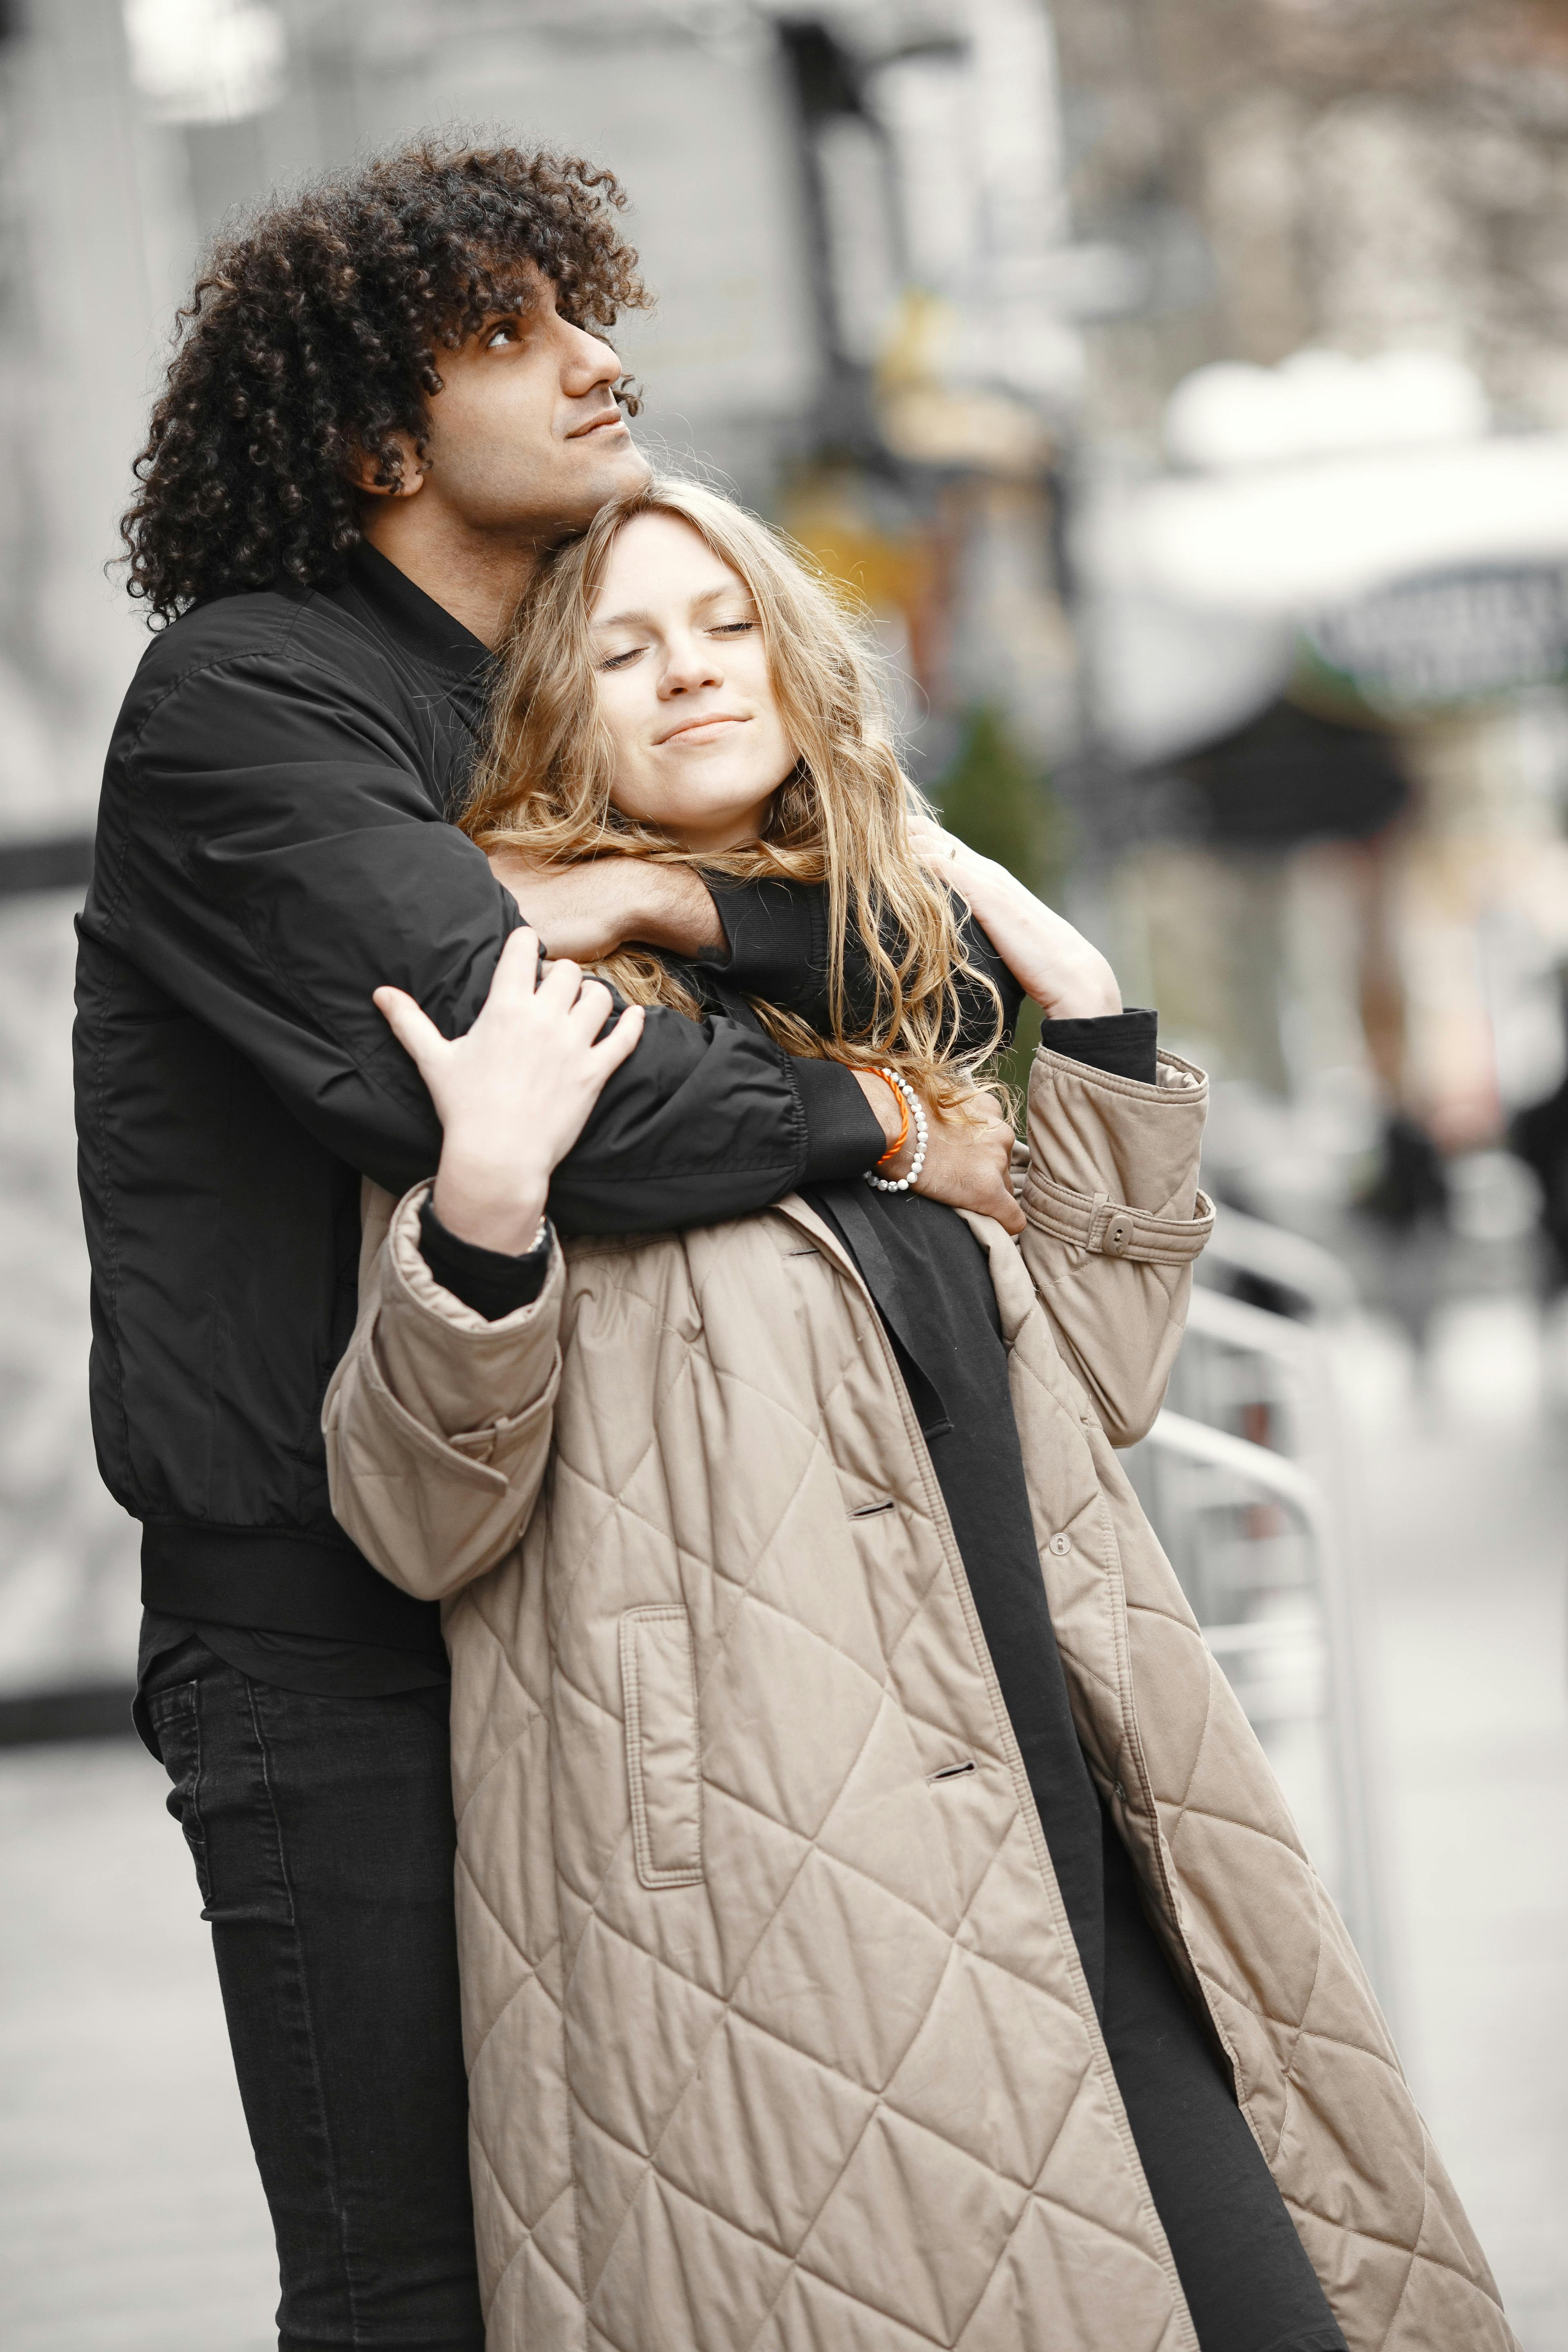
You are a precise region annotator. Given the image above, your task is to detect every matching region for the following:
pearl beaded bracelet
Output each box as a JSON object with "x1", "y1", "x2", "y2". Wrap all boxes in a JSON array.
[{"x1": 864, "y1": 1067, "x2": 929, "y2": 1194}]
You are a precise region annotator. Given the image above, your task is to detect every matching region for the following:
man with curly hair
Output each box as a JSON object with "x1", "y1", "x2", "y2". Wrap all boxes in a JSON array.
[{"x1": 73, "y1": 139, "x2": 963, "y2": 2348}]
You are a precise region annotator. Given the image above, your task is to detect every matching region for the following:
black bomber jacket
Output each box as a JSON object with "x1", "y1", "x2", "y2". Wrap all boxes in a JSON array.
[{"x1": 74, "y1": 545, "x2": 883, "y2": 1651}]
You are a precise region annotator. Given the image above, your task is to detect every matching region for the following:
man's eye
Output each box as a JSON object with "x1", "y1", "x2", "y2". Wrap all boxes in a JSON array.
[{"x1": 485, "y1": 321, "x2": 519, "y2": 348}]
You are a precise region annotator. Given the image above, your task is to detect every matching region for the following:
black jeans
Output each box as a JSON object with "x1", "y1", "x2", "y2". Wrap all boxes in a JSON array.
[{"x1": 141, "y1": 1635, "x2": 483, "y2": 2352}]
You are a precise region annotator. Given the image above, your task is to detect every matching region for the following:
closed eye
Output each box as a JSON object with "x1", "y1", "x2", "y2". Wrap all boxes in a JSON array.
[
  {"x1": 599, "y1": 645, "x2": 645, "y2": 672},
  {"x1": 709, "y1": 620, "x2": 755, "y2": 638}
]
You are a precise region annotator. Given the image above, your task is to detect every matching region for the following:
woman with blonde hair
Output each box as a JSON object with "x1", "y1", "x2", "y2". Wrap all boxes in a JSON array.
[{"x1": 327, "y1": 480, "x2": 1514, "y2": 2352}]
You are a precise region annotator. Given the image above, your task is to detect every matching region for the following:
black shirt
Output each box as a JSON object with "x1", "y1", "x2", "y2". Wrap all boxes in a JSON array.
[{"x1": 135, "y1": 1203, "x2": 554, "y2": 1713}]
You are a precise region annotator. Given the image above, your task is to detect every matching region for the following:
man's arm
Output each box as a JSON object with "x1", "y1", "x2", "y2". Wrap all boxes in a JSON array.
[
  {"x1": 485, "y1": 847, "x2": 727, "y2": 965},
  {"x1": 488, "y1": 857, "x2": 1030, "y2": 1227},
  {"x1": 98, "y1": 647, "x2": 885, "y2": 1224}
]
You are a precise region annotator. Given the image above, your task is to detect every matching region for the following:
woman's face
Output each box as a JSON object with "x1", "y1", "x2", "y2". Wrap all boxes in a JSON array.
[{"x1": 589, "y1": 511, "x2": 797, "y2": 854}]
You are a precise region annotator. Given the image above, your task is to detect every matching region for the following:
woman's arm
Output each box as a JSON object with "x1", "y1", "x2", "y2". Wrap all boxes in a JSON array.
[
  {"x1": 907, "y1": 819, "x2": 1122, "y2": 1018},
  {"x1": 898, "y1": 834, "x2": 1211, "y2": 1443},
  {"x1": 323, "y1": 933, "x2": 643, "y2": 1599},
  {"x1": 1014, "y1": 1046, "x2": 1214, "y2": 1446},
  {"x1": 323, "y1": 1180, "x2": 566, "y2": 1599}
]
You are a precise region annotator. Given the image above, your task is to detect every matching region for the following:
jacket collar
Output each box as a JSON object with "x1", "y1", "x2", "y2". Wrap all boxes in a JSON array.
[{"x1": 336, "y1": 540, "x2": 494, "y2": 686}]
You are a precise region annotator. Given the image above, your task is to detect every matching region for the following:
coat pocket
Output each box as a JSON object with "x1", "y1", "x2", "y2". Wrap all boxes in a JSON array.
[{"x1": 620, "y1": 1607, "x2": 704, "y2": 1889}]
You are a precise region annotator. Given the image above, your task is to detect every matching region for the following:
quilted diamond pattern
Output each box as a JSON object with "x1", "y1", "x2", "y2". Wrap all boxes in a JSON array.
[
  {"x1": 986, "y1": 1233, "x2": 1516, "y2": 2352},
  {"x1": 441, "y1": 1218, "x2": 1201, "y2": 2350}
]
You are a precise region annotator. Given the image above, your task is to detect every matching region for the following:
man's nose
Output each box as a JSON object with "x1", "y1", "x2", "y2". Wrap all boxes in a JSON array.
[{"x1": 560, "y1": 320, "x2": 623, "y2": 394}]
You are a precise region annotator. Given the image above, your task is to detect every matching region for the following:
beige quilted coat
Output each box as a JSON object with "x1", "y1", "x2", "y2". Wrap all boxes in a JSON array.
[{"x1": 325, "y1": 1046, "x2": 1515, "y2": 2352}]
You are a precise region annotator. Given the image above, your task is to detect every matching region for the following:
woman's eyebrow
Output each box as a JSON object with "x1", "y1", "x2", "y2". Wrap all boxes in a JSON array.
[{"x1": 591, "y1": 585, "x2": 752, "y2": 633}]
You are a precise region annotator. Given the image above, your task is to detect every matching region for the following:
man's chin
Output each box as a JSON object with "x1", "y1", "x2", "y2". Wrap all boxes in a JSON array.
[{"x1": 574, "y1": 436, "x2": 652, "y2": 516}]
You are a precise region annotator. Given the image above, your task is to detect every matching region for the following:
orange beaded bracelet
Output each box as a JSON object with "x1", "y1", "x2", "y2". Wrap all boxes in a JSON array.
[{"x1": 871, "y1": 1068, "x2": 910, "y2": 1168}]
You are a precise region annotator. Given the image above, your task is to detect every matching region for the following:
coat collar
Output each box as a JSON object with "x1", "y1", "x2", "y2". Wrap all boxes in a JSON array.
[{"x1": 774, "y1": 1192, "x2": 1032, "y2": 1348}]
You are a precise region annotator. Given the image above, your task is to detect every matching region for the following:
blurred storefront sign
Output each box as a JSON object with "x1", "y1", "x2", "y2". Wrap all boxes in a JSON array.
[{"x1": 1301, "y1": 566, "x2": 1568, "y2": 719}]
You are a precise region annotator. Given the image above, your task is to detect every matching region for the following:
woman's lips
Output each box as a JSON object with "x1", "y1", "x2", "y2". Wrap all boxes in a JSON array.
[{"x1": 658, "y1": 715, "x2": 748, "y2": 745}]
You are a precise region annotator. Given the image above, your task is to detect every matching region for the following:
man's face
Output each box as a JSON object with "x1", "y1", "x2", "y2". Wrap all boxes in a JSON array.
[{"x1": 415, "y1": 265, "x2": 650, "y2": 540}]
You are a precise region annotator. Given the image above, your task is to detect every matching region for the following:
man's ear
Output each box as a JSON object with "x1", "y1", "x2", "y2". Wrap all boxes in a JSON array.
[{"x1": 347, "y1": 432, "x2": 425, "y2": 498}]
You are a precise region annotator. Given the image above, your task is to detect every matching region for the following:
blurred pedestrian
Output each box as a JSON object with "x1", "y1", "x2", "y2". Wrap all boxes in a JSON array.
[
  {"x1": 327, "y1": 479, "x2": 1517, "y2": 2352},
  {"x1": 74, "y1": 141, "x2": 976, "y2": 2349}
]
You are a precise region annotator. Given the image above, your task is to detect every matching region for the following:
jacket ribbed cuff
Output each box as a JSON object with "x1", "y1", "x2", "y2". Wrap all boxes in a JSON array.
[
  {"x1": 1038, "y1": 1008, "x2": 1158, "y2": 1087},
  {"x1": 795, "y1": 1056, "x2": 888, "y2": 1182},
  {"x1": 417, "y1": 1200, "x2": 551, "y2": 1322}
]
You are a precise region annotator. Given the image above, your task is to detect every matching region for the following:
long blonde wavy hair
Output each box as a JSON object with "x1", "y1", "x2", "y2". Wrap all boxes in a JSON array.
[{"x1": 463, "y1": 479, "x2": 1002, "y2": 1101}]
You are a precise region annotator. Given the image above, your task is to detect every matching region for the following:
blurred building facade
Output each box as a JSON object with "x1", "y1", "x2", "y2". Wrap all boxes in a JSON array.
[{"x1": 1050, "y1": 0, "x2": 1568, "y2": 1196}]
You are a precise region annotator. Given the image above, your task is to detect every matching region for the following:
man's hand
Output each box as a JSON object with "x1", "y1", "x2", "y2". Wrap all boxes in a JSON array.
[
  {"x1": 908, "y1": 819, "x2": 1121, "y2": 1019},
  {"x1": 852, "y1": 1070, "x2": 1025, "y2": 1235},
  {"x1": 914, "y1": 1092, "x2": 1025, "y2": 1234},
  {"x1": 488, "y1": 849, "x2": 725, "y2": 963},
  {"x1": 373, "y1": 929, "x2": 645, "y2": 1254}
]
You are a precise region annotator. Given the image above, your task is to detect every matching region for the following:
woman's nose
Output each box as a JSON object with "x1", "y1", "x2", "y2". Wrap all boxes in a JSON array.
[{"x1": 658, "y1": 635, "x2": 722, "y2": 695}]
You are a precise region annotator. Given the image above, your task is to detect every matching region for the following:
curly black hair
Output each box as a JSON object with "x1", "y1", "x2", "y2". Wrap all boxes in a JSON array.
[{"x1": 120, "y1": 138, "x2": 651, "y2": 621}]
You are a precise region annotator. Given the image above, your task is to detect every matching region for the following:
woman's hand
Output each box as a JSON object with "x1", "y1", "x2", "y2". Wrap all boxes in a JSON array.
[
  {"x1": 373, "y1": 929, "x2": 645, "y2": 1254},
  {"x1": 908, "y1": 819, "x2": 1121, "y2": 1019},
  {"x1": 488, "y1": 848, "x2": 725, "y2": 962}
]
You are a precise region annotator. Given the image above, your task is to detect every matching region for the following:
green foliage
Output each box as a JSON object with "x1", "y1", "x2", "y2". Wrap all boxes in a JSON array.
[
  {"x1": 936, "y1": 705, "x2": 1067, "y2": 900},
  {"x1": 935, "y1": 705, "x2": 1071, "y2": 1109}
]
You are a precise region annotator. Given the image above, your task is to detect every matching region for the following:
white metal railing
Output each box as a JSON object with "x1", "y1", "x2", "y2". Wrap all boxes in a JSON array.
[
  {"x1": 1127, "y1": 1408, "x2": 1387, "y2": 2001},
  {"x1": 1198, "y1": 1200, "x2": 1358, "y2": 1324},
  {"x1": 1127, "y1": 1209, "x2": 1393, "y2": 2011}
]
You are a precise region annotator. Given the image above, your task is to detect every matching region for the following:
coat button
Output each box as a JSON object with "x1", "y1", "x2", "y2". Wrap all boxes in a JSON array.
[
  {"x1": 1114, "y1": 1779, "x2": 1128, "y2": 1802},
  {"x1": 1048, "y1": 1532, "x2": 1071, "y2": 1556},
  {"x1": 1103, "y1": 1217, "x2": 1131, "y2": 1255}
]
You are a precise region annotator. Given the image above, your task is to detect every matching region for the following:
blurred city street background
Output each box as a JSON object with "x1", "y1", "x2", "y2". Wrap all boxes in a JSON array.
[{"x1": 2, "y1": 0, "x2": 1568, "y2": 2344}]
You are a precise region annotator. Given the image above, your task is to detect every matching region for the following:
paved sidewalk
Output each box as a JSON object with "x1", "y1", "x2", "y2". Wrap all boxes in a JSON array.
[
  {"x1": 1347, "y1": 1295, "x2": 1568, "y2": 2351},
  {"x1": 0, "y1": 1738, "x2": 275, "y2": 2351}
]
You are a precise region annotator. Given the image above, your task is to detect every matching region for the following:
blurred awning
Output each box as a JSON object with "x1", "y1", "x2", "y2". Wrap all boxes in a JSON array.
[{"x1": 1086, "y1": 434, "x2": 1568, "y2": 618}]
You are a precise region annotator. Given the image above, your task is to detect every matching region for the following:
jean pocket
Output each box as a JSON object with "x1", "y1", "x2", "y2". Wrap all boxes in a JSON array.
[
  {"x1": 147, "y1": 1680, "x2": 213, "y2": 1910},
  {"x1": 620, "y1": 1607, "x2": 704, "y2": 1890}
]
